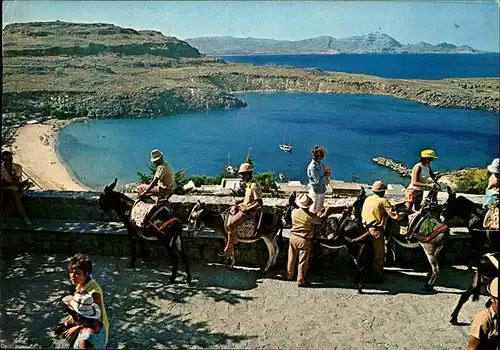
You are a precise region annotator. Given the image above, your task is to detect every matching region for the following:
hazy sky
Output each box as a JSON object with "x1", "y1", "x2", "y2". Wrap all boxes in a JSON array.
[{"x1": 3, "y1": 1, "x2": 499, "y2": 52}]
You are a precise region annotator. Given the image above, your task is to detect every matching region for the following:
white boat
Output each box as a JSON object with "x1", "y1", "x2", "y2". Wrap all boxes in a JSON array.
[
  {"x1": 279, "y1": 130, "x2": 293, "y2": 153},
  {"x1": 225, "y1": 153, "x2": 236, "y2": 174}
]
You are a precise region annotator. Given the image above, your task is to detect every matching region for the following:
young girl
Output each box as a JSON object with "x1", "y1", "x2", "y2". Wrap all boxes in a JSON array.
[{"x1": 64, "y1": 253, "x2": 109, "y2": 344}]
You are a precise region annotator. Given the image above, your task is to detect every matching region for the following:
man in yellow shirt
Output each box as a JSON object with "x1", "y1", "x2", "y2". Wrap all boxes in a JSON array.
[
  {"x1": 137, "y1": 149, "x2": 176, "y2": 200},
  {"x1": 287, "y1": 194, "x2": 322, "y2": 287},
  {"x1": 220, "y1": 163, "x2": 263, "y2": 255},
  {"x1": 361, "y1": 180, "x2": 405, "y2": 282}
]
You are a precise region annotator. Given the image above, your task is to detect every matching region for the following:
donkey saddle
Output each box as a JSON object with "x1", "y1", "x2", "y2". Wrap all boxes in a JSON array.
[{"x1": 130, "y1": 199, "x2": 173, "y2": 229}]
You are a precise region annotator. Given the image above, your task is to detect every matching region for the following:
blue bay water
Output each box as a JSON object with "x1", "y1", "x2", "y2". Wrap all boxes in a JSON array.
[
  {"x1": 222, "y1": 53, "x2": 500, "y2": 79},
  {"x1": 58, "y1": 92, "x2": 499, "y2": 190}
]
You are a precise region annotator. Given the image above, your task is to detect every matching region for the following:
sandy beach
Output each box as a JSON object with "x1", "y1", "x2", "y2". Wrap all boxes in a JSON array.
[{"x1": 7, "y1": 120, "x2": 91, "y2": 191}]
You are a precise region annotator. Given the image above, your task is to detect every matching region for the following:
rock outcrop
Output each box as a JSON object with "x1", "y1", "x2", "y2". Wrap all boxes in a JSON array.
[{"x1": 3, "y1": 21, "x2": 202, "y2": 58}]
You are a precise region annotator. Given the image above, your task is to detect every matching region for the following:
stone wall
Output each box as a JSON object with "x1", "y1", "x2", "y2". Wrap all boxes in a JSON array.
[{"x1": 1, "y1": 190, "x2": 481, "y2": 268}]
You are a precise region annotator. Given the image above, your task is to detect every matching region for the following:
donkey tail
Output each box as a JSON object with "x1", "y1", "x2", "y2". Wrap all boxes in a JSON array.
[{"x1": 471, "y1": 270, "x2": 481, "y2": 301}]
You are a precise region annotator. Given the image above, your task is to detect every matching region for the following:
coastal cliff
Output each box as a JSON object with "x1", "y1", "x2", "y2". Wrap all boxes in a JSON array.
[
  {"x1": 186, "y1": 33, "x2": 478, "y2": 55},
  {"x1": 2, "y1": 21, "x2": 499, "y2": 144}
]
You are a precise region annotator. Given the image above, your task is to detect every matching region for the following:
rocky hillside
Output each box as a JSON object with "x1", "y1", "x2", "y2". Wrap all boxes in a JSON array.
[
  {"x1": 186, "y1": 32, "x2": 477, "y2": 55},
  {"x1": 3, "y1": 21, "x2": 202, "y2": 58},
  {"x1": 2, "y1": 22, "x2": 498, "y2": 145}
]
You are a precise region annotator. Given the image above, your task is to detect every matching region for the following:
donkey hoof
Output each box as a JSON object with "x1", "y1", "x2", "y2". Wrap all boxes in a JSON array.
[
  {"x1": 186, "y1": 280, "x2": 195, "y2": 287},
  {"x1": 357, "y1": 288, "x2": 364, "y2": 294},
  {"x1": 128, "y1": 262, "x2": 136, "y2": 268},
  {"x1": 169, "y1": 276, "x2": 178, "y2": 283},
  {"x1": 450, "y1": 317, "x2": 459, "y2": 325}
]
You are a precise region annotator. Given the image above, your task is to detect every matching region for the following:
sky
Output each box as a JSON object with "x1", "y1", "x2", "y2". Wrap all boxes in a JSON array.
[{"x1": 2, "y1": 1, "x2": 499, "y2": 52}]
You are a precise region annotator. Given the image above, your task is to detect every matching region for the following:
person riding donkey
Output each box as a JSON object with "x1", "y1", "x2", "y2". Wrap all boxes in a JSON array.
[
  {"x1": 361, "y1": 180, "x2": 406, "y2": 283},
  {"x1": 219, "y1": 162, "x2": 263, "y2": 256},
  {"x1": 137, "y1": 149, "x2": 176, "y2": 203},
  {"x1": 483, "y1": 158, "x2": 499, "y2": 230},
  {"x1": 405, "y1": 149, "x2": 440, "y2": 213}
]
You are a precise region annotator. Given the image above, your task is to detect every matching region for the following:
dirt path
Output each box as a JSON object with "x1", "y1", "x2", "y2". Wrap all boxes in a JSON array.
[{"x1": 0, "y1": 253, "x2": 483, "y2": 349}]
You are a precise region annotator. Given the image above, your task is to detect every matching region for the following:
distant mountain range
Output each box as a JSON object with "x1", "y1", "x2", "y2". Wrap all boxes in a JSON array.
[{"x1": 185, "y1": 32, "x2": 479, "y2": 55}]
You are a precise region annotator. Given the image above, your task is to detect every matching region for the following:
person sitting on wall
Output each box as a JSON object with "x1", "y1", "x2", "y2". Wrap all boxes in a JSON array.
[
  {"x1": 1, "y1": 150, "x2": 31, "y2": 225},
  {"x1": 219, "y1": 162, "x2": 263, "y2": 256},
  {"x1": 361, "y1": 181, "x2": 406, "y2": 283},
  {"x1": 137, "y1": 149, "x2": 176, "y2": 201}
]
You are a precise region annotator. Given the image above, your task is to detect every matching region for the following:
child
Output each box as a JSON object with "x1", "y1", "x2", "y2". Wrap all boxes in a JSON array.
[{"x1": 64, "y1": 253, "x2": 109, "y2": 344}]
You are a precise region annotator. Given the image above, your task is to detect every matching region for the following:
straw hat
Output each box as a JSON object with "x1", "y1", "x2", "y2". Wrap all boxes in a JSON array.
[
  {"x1": 238, "y1": 162, "x2": 254, "y2": 174},
  {"x1": 296, "y1": 193, "x2": 313, "y2": 209},
  {"x1": 421, "y1": 149, "x2": 439, "y2": 159},
  {"x1": 371, "y1": 180, "x2": 387, "y2": 192},
  {"x1": 487, "y1": 158, "x2": 499, "y2": 174},
  {"x1": 62, "y1": 292, "x2": 102, "y2": 320},
  {"x1": 487, "y1": 277, "x2": 498, "y2": 298},
  {"x1": 150, "y1": 149, "x2": 163, "y2": 162}
]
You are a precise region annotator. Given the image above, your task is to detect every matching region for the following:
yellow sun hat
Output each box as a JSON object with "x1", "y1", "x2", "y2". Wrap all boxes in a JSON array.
[{"x1": 421, "y1": 149, "x2": 439, "y2": 159}]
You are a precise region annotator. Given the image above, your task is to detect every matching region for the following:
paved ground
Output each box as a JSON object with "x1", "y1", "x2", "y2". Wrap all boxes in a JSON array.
[{"x1": 0, "y1": 252, "x2": 486, "y2": 349}]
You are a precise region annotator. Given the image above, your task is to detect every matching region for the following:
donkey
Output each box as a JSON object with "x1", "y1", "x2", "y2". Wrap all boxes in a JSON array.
[
  {"x1": 98, "y1": 178, "x2": 192, "y2": 285},
  {"x1": 356, "y1": 188, "x2": 450, "y2": 291},
  {"x1": 450, "y1": 252, "x2": 499, "y2": 325},
  {"x1": 441, "y1": 187, "x2": 497, "y2": 269},
  {"x1": 284, "y1": 191, "x2": 372, "y2": 293},
  {"x1": 187, "y1": 201, "x2": 283, "y2": 273}
]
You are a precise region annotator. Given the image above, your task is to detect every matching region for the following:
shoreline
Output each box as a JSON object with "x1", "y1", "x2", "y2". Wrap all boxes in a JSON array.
[{"x1": 7, "y1": 119, "x2": 93, "y2": 192}]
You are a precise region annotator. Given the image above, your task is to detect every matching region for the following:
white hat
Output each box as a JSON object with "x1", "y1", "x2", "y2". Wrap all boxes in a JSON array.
[
  {"x1": 487, "y1": 277, "x2": 498, "y2": 298},
  {"x1": 487, "y1": 158, "x2": 499, "y2": 174},
  {"x1": 296, "y1": 193, "x2": 313, "y2": 209},
  {"x1": 62, "y1": 292, "x2": 102, "y2": 320},
  {"x1": 238, "y1": 162, "x2": 254, "y2": 174},
  {"x1": 150, "y1": 149, "x2": 163, "y2": 162},
  {"x1": 371, "y1": 180, "x2": 387, "y2": 192}
]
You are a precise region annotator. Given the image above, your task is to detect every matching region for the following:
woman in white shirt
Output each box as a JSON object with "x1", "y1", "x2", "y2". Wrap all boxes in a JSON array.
[{"x1": 405, "y1": 149, "x2": 439, "y2": 212}]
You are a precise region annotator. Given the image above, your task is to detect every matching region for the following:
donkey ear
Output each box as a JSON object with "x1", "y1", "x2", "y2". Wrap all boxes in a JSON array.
[
  {"x1": 446, "y1": 186, "x2": 454, "y2": 197},
  {"x1": 108, "y1": 178, "x2": 117, "y2": 191}
]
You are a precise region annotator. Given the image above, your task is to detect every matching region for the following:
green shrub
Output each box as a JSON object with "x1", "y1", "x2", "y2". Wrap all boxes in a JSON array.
[{"x1": 454, "y1": 169, "x2": 489, "y2": 194}]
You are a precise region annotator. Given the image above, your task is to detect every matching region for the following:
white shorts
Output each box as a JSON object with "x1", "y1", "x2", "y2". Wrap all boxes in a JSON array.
[{"x1": 308, "y1": 189, "x2": 326, "y2": 213}]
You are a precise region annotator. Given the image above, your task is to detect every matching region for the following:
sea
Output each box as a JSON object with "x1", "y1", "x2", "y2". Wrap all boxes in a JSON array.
[{"x1": 57, "y1": 54, "x2": 500, "y2": 190}]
